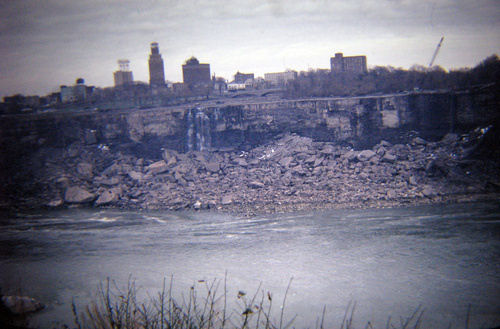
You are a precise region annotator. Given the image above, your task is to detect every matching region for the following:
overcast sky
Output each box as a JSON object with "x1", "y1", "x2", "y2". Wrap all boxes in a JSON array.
[{"x1": 0, "y1": 0, "x2": 499, "y2": 97}]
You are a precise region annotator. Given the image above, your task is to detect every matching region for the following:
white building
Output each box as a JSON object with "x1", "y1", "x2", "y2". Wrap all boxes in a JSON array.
[{"x1": 264, "y1": 70, "x2": 297, "y2": 87}]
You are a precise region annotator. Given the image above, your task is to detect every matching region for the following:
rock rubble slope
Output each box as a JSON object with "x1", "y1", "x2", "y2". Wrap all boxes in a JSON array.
[{"x1": 2, "y1": 129, "x2": 499, "y2": 215}]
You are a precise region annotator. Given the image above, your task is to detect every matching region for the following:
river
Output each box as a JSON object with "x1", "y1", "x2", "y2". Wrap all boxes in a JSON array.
[{"x1": 1, "y1": 201, "x2": 499, "y2": 328}]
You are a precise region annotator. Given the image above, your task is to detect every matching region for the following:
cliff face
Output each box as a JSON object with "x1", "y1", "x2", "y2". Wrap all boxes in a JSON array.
[
  {"x1": 0, "y1": 90, "x2": 498, "y2": 211},
  {"x1": 1, "y1": 90, "x2": 496, "y2": 158}
]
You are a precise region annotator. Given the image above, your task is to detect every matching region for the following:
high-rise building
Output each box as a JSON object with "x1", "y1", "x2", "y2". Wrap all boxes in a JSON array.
[
  {"x1": 148, "y1": 42, "x2": 165, "y2": 86},
  {"x1": 182, "y1": 57, "x2": 211, "y2": 87},
  {"x1": 330, "y1": 53, "x2": 367, "y2": 74},
  {"x1": 113, "y1": 59, "x2": 134, "y2": 87}
]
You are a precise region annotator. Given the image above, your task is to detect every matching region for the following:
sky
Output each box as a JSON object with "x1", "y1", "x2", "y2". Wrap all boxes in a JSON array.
[{"x1": 0, "y1": 0, "x2": 499, "y2": 98}]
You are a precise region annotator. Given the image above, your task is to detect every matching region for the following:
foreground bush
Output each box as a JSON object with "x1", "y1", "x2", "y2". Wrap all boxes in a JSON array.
[{"x1": 71, "y1": 277, "x2": 439, "y2": 329}]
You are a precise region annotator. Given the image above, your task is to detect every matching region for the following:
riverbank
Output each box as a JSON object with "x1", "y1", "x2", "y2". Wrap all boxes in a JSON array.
[{"x1": 1, "y1": 126, "x2": 499, "y2": 215}]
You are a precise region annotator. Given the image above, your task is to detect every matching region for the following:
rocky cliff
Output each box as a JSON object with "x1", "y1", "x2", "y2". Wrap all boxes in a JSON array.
[{"x1": 0, "y1": 90, "x2": 498, "y2": 213}]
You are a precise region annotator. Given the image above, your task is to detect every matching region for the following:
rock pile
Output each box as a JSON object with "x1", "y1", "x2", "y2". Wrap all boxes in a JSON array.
[{"x1": 3, "y1": 129, "x2": 500, "y2": 214}]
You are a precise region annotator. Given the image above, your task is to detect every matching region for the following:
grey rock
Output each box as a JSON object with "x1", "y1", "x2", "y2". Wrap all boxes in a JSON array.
[
  {"x1": 147, "y1": 160, "x2": 169, "y2": 175},
  {"x1": 64, "y1": 186, "x2": 95, "y2": 203},
  {"x1": 46, "y1": 198, "x2": 63, "y2": 207},
  {"x1": 205, "y1": 162, "x2": 220, "y2": 173},
  {"x1": 343, "y1": 150, "x2": 357, "y2": 162},
  {"x1": 440, "y1": 133, "x2": 459, "y2": 145},
  {"x1": 128, "y1": 170, "x2": 145, "y2": 181},
  {"x1": 386, "y1": 189, "x2": 397, "y2": 199},
  {"x1": 193, "y1": 200, "x2": 202, "y2": 210},
  {"x1": 357, "y1": 150, "x2": 376, "y2": 162},
  {"x1": 412, "y1": 137, "x2": 427, "y2": 145},
  {"x1": 95, "y1": 176, "x2": 121, "y2": 187},
  {"x1": 279, "y1": 156, "x2": 294, "y2": 167},
  {"x1": 95, "y1": 187, "x2": 121, "y2": 205},
  {"x1": 221, "y1": 194, "x2": 233, "y2": 205},
  {"x1": 1, "y1": 296, "x2": 44, "y2": 315},
  {"x1": 248, "y1": 180, "x2": 265, "y2": 189},
  {"x1": 382, "y1": 152, "x2": 397, "y2": 163},
  {"x1": 77, "y1": 162, "x2": 93, "y2": 178},
  {"x1": 234, "y1": 157, "x2": 248, "y2": 167},
  {"x1": 162, "y1": 149, "x2": 178, "y2": 166},
  {"x1": 422, "y1": 185, "x2": 435, "y2": 197}
]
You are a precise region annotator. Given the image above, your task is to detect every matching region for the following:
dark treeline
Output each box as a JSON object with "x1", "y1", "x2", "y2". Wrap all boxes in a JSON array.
[{"x1": 285, "y1": 54, "x2": 500, "y2": 98}]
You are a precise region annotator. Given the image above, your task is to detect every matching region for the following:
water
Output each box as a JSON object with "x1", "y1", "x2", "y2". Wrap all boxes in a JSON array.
[{"x1": 1, "y1": 202, "x2": 499, "y2": 328}]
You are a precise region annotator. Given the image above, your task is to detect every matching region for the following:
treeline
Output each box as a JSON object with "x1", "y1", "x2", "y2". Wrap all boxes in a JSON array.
[{"x1": 285, "y1": 54, "x2": 500, "y2": 98}]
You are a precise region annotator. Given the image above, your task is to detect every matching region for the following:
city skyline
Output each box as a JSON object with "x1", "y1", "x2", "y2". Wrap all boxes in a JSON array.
[{"x1": 1, "y1": 0, "x2": 499, "y2": 98}]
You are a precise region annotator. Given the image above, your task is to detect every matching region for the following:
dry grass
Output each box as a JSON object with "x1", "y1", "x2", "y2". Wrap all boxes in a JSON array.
[{"x1": 71, "y1": 277, "x2": 480, "y2": 329}]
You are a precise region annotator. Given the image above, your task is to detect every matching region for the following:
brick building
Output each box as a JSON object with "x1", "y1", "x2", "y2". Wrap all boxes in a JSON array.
[{"x1": 330, "y1": 53, "x2": 367, "y2": 74}]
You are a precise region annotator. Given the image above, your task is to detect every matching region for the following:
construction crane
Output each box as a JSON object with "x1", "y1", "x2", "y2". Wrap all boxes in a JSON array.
[{"x1": 429, "y1": 36, "x2": 444, "y2": 68}]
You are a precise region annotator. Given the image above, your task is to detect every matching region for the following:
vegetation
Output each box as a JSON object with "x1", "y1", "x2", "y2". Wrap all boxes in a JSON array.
[
  {"x1": 69, "y1": 277, "x2": 464, "y2": 329},
  {"x1": 285, "y1": 54, "x2": 500, "y2": 98}
]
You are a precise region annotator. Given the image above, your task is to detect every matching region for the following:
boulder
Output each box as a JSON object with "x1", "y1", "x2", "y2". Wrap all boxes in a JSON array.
[
  {"x1": 95, "y1": 187, "x2": 121, "y2": 205},
  {"x1": 381, "y1": 152, "x2": 397, "y2": 163},
  {"x1": 147, "y1": 160, "x2": 169, "y2": 175},
  {"x1": 357, "y1": 150, "x2": 376, "y2": 162},
  {"x1": 46, "y1": 198, "x2": 63, "y2": 207},
  {"x1": 221, "y1": 194, "x2": 233, "y2": 205},
  {"x1": 279, "y1": 156, "x2": 294, "y2": 167},
  {"x1": 76, "y1": 162, "x2": 93, "y2": 179},
  {"x1": 64, "y1": 186, "x2": 95, "y2": 203},
  {"x1": 193, "y1": 200, "x2": 203, "y2": 210},
  {"x1": 412, "y1": 137, "x2": 427, "y2": 145},
  {"x1": 422, "y1": 185, "x2": 436, "y2": 197},
  {"x1": 128, "y1": 170, "x2": 145, "y2": 181},
  {"x1": 440, "y1": 133, "x2": 459, "y2": 145},
  {"x1": 386, "y1": 189, "x2": 397, "y2": 199},
  {"x1": 234, "y1": 157, "x2": 248, "y2": 167},
  {"x1": 205, "y1": 162, "x2": 220, "y2": 173},
  {"x1": 162, "y1": 149, "x2": 178, "y2": 166},
  {"x1": 94, "y1": 176, "x2": 121, "y2": 187},
  {"x1": 343, "y1": 150, "x2": 357, "y2": 162},
  {"x1": 1, "y1": 296, "x2": 44, "y2": 315},
  {"x1": 248, "y1": 180, "x2": 265, "y2": 189}
]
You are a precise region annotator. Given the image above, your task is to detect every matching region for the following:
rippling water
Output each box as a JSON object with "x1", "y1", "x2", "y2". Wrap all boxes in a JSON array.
[{"x1": 1, "y1": 202, "x2": 499, "y2": 328}]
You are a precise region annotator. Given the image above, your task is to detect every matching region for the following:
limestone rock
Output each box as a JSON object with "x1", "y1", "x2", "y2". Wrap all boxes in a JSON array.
[
  {"x1": 205, "y1": 162, "x2": 220, "y2": 173},
  {"x1": 1, "y1": 296, "x2": 44, "y2": 315},
  {"x1": 279, "y1": 156, "x2": 294, "y2": 167},
  {"x1": 95, "y1": 187, "x2": 121, "y2": 205},
  {"x1": 147, "y1": 160, "x2": 169, "y2": 175},
  {"x1": 162, "y1": 149, "x2": 178, "y2": 166},
  {"x1": 234, "y1": 157, "x2": 248, "y2": 167},
  {"x1": 128, "y1": 170, "x2": 145, "y2": 181},
  {"x1": 77, "y1": 162, "x2": 93, "y2": 178},
  {"x1": 248, "y1": 180, "x2": 265, "y2": 189},
  {"x1": 64, "y1": 186, "x2": 95, "y2": 203},
  {"x1": 357, "y1": 150, "x2": 376, "y2": 162},
  {"x1": 46, "y1": 198, "x2": 63, "y2": 207},
  {"x1": 422, "y1": 185, "x2": 436, "y2": 197},
  {"x1": 221, "y1": 194, "x2": 233, "y2": 205},
  {"x1": 382, "y1": 152, "x2": 397, "y2": 163},
  {"x1": 193, "y1": 200, "x2": 202, "y2": 210}
]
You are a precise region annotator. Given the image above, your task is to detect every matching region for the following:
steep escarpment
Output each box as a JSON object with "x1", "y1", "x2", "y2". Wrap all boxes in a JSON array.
[{"x1": 0, "y1": 91, "x2": 498, "y2": 213}]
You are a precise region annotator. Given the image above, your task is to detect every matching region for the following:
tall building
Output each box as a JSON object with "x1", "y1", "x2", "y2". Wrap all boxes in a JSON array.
[
  {"x1": 330, "y1": 53, "x2": 367, "y2": 74},
  {"x1": 113, "y1": 59, "x2": 134, "y2": 87},
  {"x1": 148, "y1": 42, "x2": 165, "y2": 86},
  {"x1": 182, "y1": 57, "x2": 211, "y2": 87}
]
